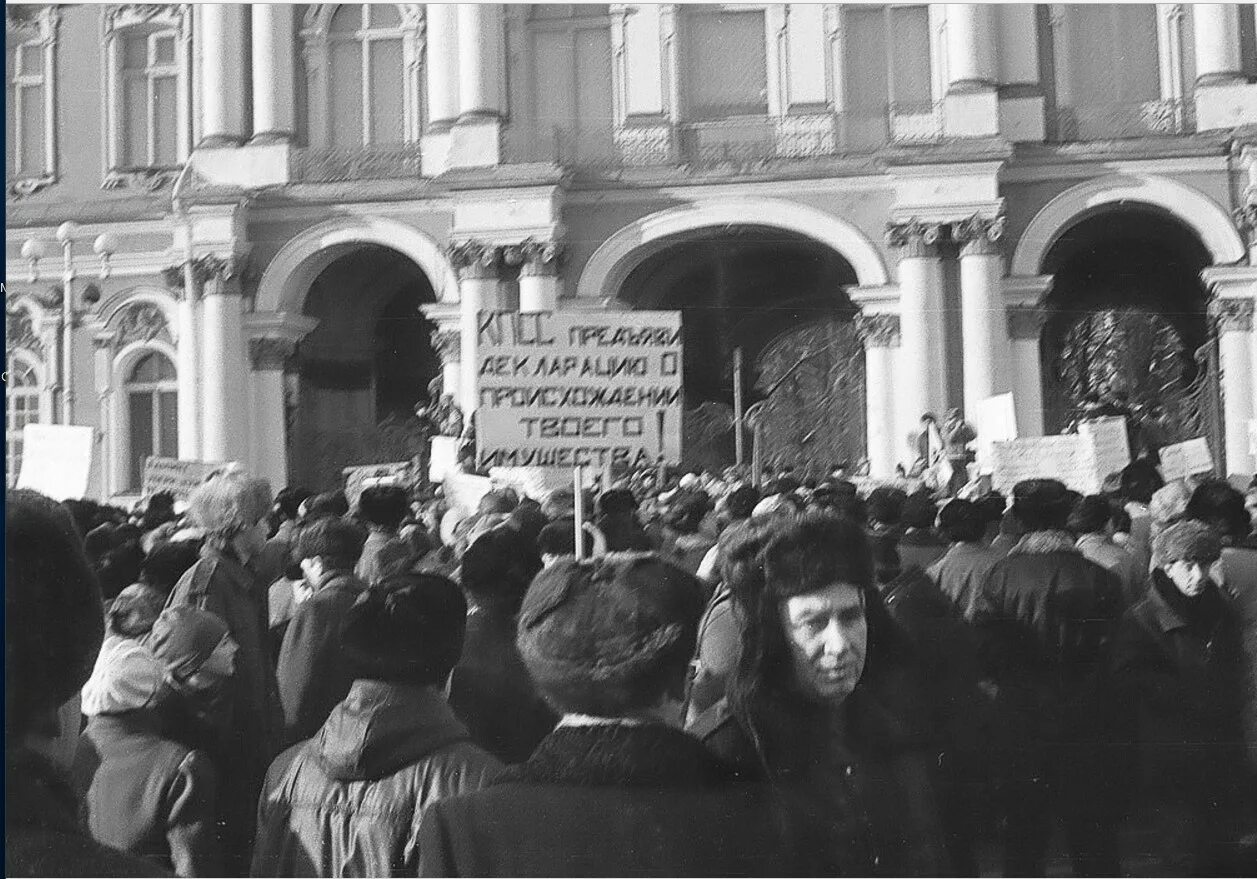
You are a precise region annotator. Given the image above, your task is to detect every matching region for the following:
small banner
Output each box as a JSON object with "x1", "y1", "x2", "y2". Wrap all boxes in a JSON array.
[
  {"x1": 991, "y1": 435, "x2": 1102, "y2": 495},
  {"x1": 1158, "y1": 437, "x2": 1214, "y2": 482},
  {"x1": 1077, "y1": 416, "x2": 1131, "y2": 486},
  {"x1": 17, "y1": 424, "x2": 94, "y2": 501},
  {"x1": 974, "y1": 393, "x2": 1018, "y2": 474},
  {"x1": 142, "y1": 457, "x2": 230, "y2": 503}
]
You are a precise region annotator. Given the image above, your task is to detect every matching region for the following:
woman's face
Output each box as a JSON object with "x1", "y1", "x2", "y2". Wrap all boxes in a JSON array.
[
  {"x1": 778, "y1": 582, "x2": 868, "y2": 706},
  {"x1": 1165, "y1": 558, "x2": 1210, "y2": 597}
]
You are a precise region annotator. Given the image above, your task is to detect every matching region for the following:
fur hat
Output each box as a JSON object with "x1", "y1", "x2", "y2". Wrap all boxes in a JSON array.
[
  {"x1": 5, "y1": 490, "x2": 105, "y2": 737},
  {"x1": 517, "y1": 553, "x2": 707, "y2": 716},
  {"x1": 1012, "y1": 479, "x2": 1072, "y2": 531},
  {"x1": 1152, "y1": 520, "x2": 1223, "y2": 568},
  {"x1": 81, "y1": 635, "x2": 165, "y2": 717},
  {"x1": 187, "y1": 472, "x2": 272, "y2": 540},
  {"x1": 147, "y1": 606, "x2": 230, "y2": 685},
  {"x1": 340, "y1": 572, "x2": 466, "y2": 686},
  {"x1": 760, "y1": 514, "x2": 876, "y2": 600}
]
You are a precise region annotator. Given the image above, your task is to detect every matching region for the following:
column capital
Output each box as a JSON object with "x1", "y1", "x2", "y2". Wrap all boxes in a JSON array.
[
  {"x1": 249, "y1": 337, "x2": 296, "y2": 371},
  {"x1": 506, "y1": 239, "x2": 565, "y2": 277},
  {"x1": 951, "y1": 213, "x2": 1006, "y2": 256},
  {"x1": 431, "y1": 328, "x2": 462, "y2": 365},
  {"x1": 446, "y1": 240, "x2": 504, "y2": 280},
  {"x1": 1006, "y1": 303, "x2": 1047, "y2": 340},
  {"x1": 1234, "y1": 204, "x2": 1257, "y2": 247},
  {"x1": 855, "y1": 314, "x2": 901, "y2": 348},
  {"x1": 1209, "y1": 296, "x2": 1255, "y2": 333},
  {"x1": 161, "y1": 254, "x2": 236, "y2": 298},
  {"x1": 885, "y1": 220, "x2": 945, "y2": 258}
]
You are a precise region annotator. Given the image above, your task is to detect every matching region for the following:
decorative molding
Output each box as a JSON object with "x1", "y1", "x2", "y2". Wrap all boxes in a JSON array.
[
  {"x1": 161, "y1": 254, "x2": 237, "y2": 295},
  {"x1": 101, "y1": 167, "x2": 180, "y2": 192},
  {"x1": 855, "y1": 314, "x2": 901, "y2": 348},
  {"x1": 7, "y1": 175, "x2": 57, "y2": 199},
  {"x1": 102, "y1": 4, "x2": 188, "y2": 32},
  {"x1": 951, "y1": 213, "x2": 1006, "y2": 256},
  {"x1": 6, "y1": 302, "x2": 45, "y2": 357},
  {"x1": 431, "y1": 329, "x2": 462, "y2": 365},
  {"x1": 506, "y1": 238, "x2": 565, "y2": 277},
  {"x1": 115, "y1": 301, "x2": 173, "y2": 347},
  {"x1": 1209, "y1": 297, "x2": 1255, "y2": 333},
  {"x1": 1234, "y1": 204, "x2": 1257, "y2": 247},
  {"x1": 249, "y1": 337, "x2": 296, "y2": 371},
  {"x1": 1007, "y1": 303, "x2": 1048, "y2": 340},
  {"x1": 445, "y1": 240, "x2": 504, "y2": 279},
  {"x1": 885, "y1": 219, "x2": 945, "y2": 258}
]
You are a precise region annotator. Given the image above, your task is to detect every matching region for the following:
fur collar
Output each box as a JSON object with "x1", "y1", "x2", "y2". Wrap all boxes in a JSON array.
[
  {"x1": 1009, "y1": 530, "x2": 1080, "y2": 556},
  {"x1": 498, "y1": 723, "x2": 734, "y2": 788}
]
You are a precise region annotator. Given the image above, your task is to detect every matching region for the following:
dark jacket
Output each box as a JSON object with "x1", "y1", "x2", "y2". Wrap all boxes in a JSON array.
[
  {"x1": 252, "y1": 680, "x2": 502, "y2": 877},
  {"x1": 448, "y1": 610, "x2": 557, "y2": 763},
  {"x1": 355, "y1": 529, "x2": 411, "y2": 585},
  {"x1": 73, "y1": 713, "x2": 221, "y2": 876},
  {"x1": 969, "y1": 531, "x2": 1123, "y2": 743},
  {"x1": 417, "y1": 722, "x2": 804, "y2": 877},
  {"x1": 897, "y1": 529, "x2": 949, "y2": 571},
  {"x1": 927, "y1": 541, "x2": 1004, "y2": 619},
  {"x1": 6, "y1": 747, "x2": 167, "y2": 877},
  {"x1": 276, "y1": 570, "x2": 367, "y2": 745},
  {"x1": 596, "y1": 513, "x2": 654, "y2": 552},
  {"x1": 690, "y1": 693, "x2": 949, "y2": 877},
  {"x1": 684, "y1": 584, "x2": 738, "y2": 725}
]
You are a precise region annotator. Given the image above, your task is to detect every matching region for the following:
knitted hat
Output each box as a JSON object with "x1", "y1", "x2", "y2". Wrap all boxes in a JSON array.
[
  {"x1": 340, "y1": 572, "x2": 467, "y2": 686},
  {"x1": 1152, "y1": 520, "x2": 1223, "y2": 568},
  {"x1": 107, "y1": 583, "x2": 166, "y2": 638},
  {"x1": 147, "y1": 606, "x2": 231, "y2": 685},
  {"x1": 80, "y1": 635, "x2": 165, "y2": 716},
  {"x1": 5, "y1": 490, "x2": 105, "y2": 737},
  {"x1": 517, "y1": 553, "x2": 707, "y2": 716},
  {"x1": 187, "y1": 472, "x2": 272, "y2": 539}
]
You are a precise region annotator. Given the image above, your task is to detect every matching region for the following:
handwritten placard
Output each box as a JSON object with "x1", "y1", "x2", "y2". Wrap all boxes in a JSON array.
[
  {"x1": 142, "y1": 457, "x2": 229, "y2": 503},
  {"x1": 489, "y1": 466, "x2": 572, "y2": 502},
  {"x1": 443, "y1": 471, "x2": 493, "y2": 515},
  {"x1": 1077, "y1": 417, "x2": 1131, "y2": 485},
  {"x1": 428, "y1": 436, "x2": 460, "y2": 484},
  {"x1": 17, "y1": 425, "x2": 95, "y2": 501},
  {"x1": 1159, "y1": 437, "x2": 1214, "y2": 482},
  {"x1": 974, "y1": 393, "x2": 1018, "y2": 474},
  {"x1": 991, "y1": 435, "x2": 1101, "y2": 495}
]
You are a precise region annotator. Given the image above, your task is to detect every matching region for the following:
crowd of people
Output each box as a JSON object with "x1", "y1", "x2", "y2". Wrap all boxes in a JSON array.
[{"x1": 7, "y1": 454, "x2": 1257, "y2": 876}]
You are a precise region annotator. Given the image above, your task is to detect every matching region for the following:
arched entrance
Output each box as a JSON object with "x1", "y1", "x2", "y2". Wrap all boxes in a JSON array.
[
  {"x1": 292, "y1": 245, "x2": 440, "y2": 489},
  {"x1": 617, "y1": 226, "x2": 864, "y2": 473},
  {"x1": 1040, "y1": 206, "x2": 1222, "y2": 459}
]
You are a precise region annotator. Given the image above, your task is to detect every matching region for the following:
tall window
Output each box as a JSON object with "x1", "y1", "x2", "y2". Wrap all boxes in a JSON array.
[
  {"x1": 118, "y1": 28, "x2": 179, "y2": 168},
  {"x1": 6, "y1": 353, "x2": 42, "y2": 486},
  {"x1": 842, "y1": 5, "x2": 932, "y2": 147},
  {"x1": 125, "y1": 352, "x2": 177, "y2": 491},
  {"x1": 8, "y1": 39, "x2": 46, "y2": 178},
  {"x1": 327, "y1": 4, "x2": 405, "y2": 147},
  {"x1": 526, "y1": 5, "x2": 613, "y2": 160},
  {"x1": 680, "y1": 7, "x2": 768, "y2": 120}
]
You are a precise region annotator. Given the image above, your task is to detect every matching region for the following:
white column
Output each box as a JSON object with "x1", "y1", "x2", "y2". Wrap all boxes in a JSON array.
[
  {"x1": 457, "y1": 4, "x2": 503, "y2": 118},
  {"x1": 199, "y1": 4, "x2": 248, "y2": 146},
  {"x1": 858, "y1": 315, "x2": 901, "y2": 479},
  {"x1": 431, "y1": 328, "x2": 463, "y2": 405},
  {"x1": 250, "y1": 4, "x2": 295, "y2": 143},
  {"x1": 1193, "y1": 4, "x2": 1245, "y2": 87},
  {"x1": 946, "y1": 4, "x2": 997, "y2": 93},
  {"x1": 518, "y1": 244, "x2": 562, "y2": 313},
  {"x1": 1214, "y1": 299, "x2": 1256, "y2": 475},
  {"x1": 890, "y1": 225, "x2": 949, "y2": 434},
  {"x1": 176, "y1": 291, "x2": 202, "y2": 460},
  {"x1": 200, "y1": 279, "x2": 248, "y2": 463},
  {"x1": 247, "y1": 339, "x2": 293, "y2": 490},
  {"x1": 453, "y1": 246, "x2": 507, "y2": 416},
  {"x1": 957, "y1": 219, "x2": 1014, "y2": 412},
  {"x1": 1007, "y1": 304, "x2": 1046, "y2": 437},
  {"x1": 426, "y1": 3, "x2": 460, "y2": 125}
]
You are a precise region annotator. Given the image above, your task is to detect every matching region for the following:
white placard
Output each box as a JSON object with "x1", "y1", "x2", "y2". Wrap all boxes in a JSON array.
[
  {"x1": 489, "y1": 466, "x2": 571, "y2": 502},
  {"x1": 1159, "y1": 437, "x2": 1214, "y2": 482},
  {"x1": 141, "y1": 457, "x2": 229, "y2": 502},
  {"x1": 444, "y1": 471, "x2": 493, "y2": 515},
  {"x1": 17, "y1": 424, "x2": 95, "y2": 501},
  {"x1": 475, "y1": 310, "x2": 683, "y2": 471},
  {"x1": 974, "y1": 393, "x2": 1018, "y2": 473},
  {"x1": 991, "y1": 435, "x2": 1101, "y2": 495},
  {"x1": 428, "y1": 436, "x2": 460, "y2": 483},
  {"x1": 1077, "y1": 417, "x2": 1131, "y2": 485}
]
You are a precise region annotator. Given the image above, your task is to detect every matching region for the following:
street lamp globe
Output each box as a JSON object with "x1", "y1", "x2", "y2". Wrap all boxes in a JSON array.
[{"x1": 55, "y1": 220, "x2": 79, "y2": 244}]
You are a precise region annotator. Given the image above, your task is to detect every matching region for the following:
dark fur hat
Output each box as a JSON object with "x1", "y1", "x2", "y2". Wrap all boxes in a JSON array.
[
  {"x1": 1012, "y1": 479, "x2": 1072, "y2": 531},
  {"x1": 341, "y1": 572, "x2": 467, "y2": 686}
]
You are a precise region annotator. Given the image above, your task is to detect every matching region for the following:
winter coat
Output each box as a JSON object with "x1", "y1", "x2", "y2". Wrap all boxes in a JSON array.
[
  {"x1": 252, "y1": 680, "x2": 502, "y2": 877},
  {"x1": 927, "y1": 541, "x2": 1004, "y2": 619},
  {"x1": 417, "y1": 722, "x2": 806, "y2": 877},
  {"x1": 1076, "y1": 533, "x2": 1147, "y2": 609},
  {"x1": 355, "y1": 529, "x2": 411, "y2": 585},
  {"x1": 6, "y1": 747, "x2": 167, "y2": 877},
  {"x1": 897, "y1": 529, "x2": 949, "y2": 571},
  {"x1": 969, "y1": 531, "x2": 1123, "y2": 745},
  {"x1": 1221, "y1": 544, "x2": 1257, "y2": 769},
  {"x1": 73, "y1": 713, "x2": 221, "y2": 876},
  {"x1": 276, "y1": 570, "x2": 367, "y2": 745},
  {"x1": 595, "y1": 513, "x2": 655, "y2": 552},
  {"x1": 662, "y1": 531, "x2": 718, "y2": 579},
  {"x1": 447, "y1": 610, "x2": 557, "y2": 763},
  {"x1": 684, "y1": 584, "x2": 739, "y2": 726}
]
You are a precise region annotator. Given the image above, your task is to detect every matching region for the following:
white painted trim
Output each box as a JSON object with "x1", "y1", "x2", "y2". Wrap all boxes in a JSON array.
[
  {"x1": 561, "y1": 174, "x2": 891, "y2": 205},
  {"x1": 1011, "y1": 173, "x2": 1246, "y2": 276},
  {"x1": 255, "y1": 215, "x2": 458, "y2": 313},
  {"x1": 1000, "y1": 155, "x2": 1230, "y2": 183},
  {"x1": 576, "y1": 196, "x2": 890, "y2": 301}
]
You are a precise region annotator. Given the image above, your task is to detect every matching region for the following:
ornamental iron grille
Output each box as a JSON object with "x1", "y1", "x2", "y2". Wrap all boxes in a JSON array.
[
  {"x1": 752, "y1": 318, "x2": 867, "y2": 478},
  {"x1": 1042, "y1": 307, "x2": 1222, "y2": 462}
]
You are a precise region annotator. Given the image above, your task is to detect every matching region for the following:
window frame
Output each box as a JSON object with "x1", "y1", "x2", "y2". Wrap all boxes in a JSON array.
[
  {"x1": 677, "y1": 4, "x2": 771, "y2": 122},
  {"x1": 122, "y1": 351, "x2": 178, "y2": 491},
  {"x1": 5, "y1": 349, "x2": 45, "y2": 487},
  {"x1": 521, "y1": 5, "x2": 614, "y2": 154},
  {"x1": 5, "y1": 5, "x2": 60, "y2": 196}
]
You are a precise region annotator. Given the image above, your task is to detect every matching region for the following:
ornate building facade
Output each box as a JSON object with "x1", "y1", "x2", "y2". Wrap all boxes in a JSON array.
[{"x1": 6, "y1": 3, "x2": 1257, "y2": 495}]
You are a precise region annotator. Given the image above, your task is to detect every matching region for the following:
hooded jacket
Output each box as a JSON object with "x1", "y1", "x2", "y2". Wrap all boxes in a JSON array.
[{"x1": 252, "y1": 680, "x2": 501, "y2": 877}]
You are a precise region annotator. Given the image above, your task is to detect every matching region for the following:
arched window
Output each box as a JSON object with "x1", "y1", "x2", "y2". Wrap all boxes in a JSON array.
[
  {"x1": 327, "y1": 4, "x2": 406, "y2": 147},
  {"x1": 124, "y1": 351, "x2": 177, "y2": 491},
  {"x1": 6, "y1": 352, "x2": 43, "y2": 485}
]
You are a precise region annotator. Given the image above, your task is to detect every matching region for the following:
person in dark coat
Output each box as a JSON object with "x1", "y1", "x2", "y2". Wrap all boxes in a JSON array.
[
  {"x1": 276, "y1": 517, "x2": 368, "y2": 745},
  {"x1": 897, "y1": 492, "x2": 949, "y2": 570},
  {"x1": 595, "y1": 487, "x2": 654, "y2": 551},
  {"x1": 927, "y1": 498, "x2": 1004, "y2": 618},
  {"x1": 969, "y1": 479, "x2": 1125, "y2": 876},
  {"x1": 355, "y1": 484, "x2": 413, "y2": 585},
  {"x1": 447, "y1": 526, "x2": 555, "y2": 763},
  {"x1": 75, "y1": 622, "x2": 223, "y2": 876},
  {"x1": 253, "y1": 573, "x2": 502, "y2": 877},
  {"x1": 165, "y1": 471, "x2": 283, "y2": 876},
  {"x1": 6, "y1": 489, "x2": 164, "y2": 877},
  {"x1": 418, "y1": 553, "x2": 804, "y2": 877},
  {"x1": 688, "y1": 514, "x2": 950, "y2": 876},
  {"x1": 1111, "y1": 520, "x2": 1253, "y2": 874}
]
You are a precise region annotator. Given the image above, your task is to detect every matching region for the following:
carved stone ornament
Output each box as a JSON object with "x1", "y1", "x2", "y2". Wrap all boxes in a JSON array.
[
  {"x1": 430, "y1": 329, "x2": 462, "y2": 365},
  {"x1": 1234, "y1": 204, "x2": 1257, "y2": 246},
  {"x1": 507, "y1": 238, "x2": 565, "y2": 276},
  {"x1": 6, "y1": 303, "x2": 44, "y2": 356},
  {"x1": 885, "y1": 220, "x2": 944, "y2": 257},
  {"x1": 249, "y1": 337, "x2": 296, "y2": 371},
  {"x1": 951, "y1": 214, "x2": 1006, "y2": 255},
  {"x1": 7, "y1": 175, "x2": 57, "y2": 199},
  {"x1": 115, "y1": 302, "x2": 172, "y2": 347},
  {"x1": 1209, "y1": 296, "x2": 1255, "y2": 333},
  {"x1": 854, "y1": 314, "x2": 901, "y2": 348},
  {"x1": 102, "y1": 4, "x2": 188, "y2": 33},
  {"x1": 1006, "y1": 304, "x2": 1048, "y2": 340},
  {"x1": 445, "y1": 240, "x2": 503, "y2": 279},
  {"x1": 102, "y1": 168, "x2": 179, "y2": 192},
  {"x1": 161, "y1": 254, "x2": 237, "y2": 294}
]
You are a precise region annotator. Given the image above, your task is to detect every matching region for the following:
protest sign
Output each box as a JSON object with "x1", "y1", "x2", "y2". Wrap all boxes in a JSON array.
[
  {"x1": 489, "y1": 466, "x2": 571, "y2": 502},
  {"x1": 974, "y1": 393, "x2": 1017, "y2": 473},
  {"x1": 444, "y1": 471, "x2": 492, "y2": 514},
  {"x1": 1077, "y1": 417, "x2": 1130, "y2": 485},
  {"x1": 1158, "y1": 437, "x2": 1214, "y2": 482},
  {"x1": 17, "y1": 424, "x2": 95, "y2": 501},
  {"x1": 474, "y1": 310, "x2": 683, "y2": 472},
  {"x1": 343, "y1": 461, "x2": 417, "y2": 507},
  {"x1": 429, "y1": 436, "x2": 460, "y2": 483},
  {"x1": 991, "y1": 434, "x2": 1101, "y2": 495},
  {"x1": 141, "y1": 457, "x2": 229, "y2": 502}
]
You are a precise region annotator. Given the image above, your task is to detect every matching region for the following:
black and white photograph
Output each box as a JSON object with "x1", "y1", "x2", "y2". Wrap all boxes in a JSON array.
[{"x1": 5, "y1": 1, "x2": 1257, "y2": 876}]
